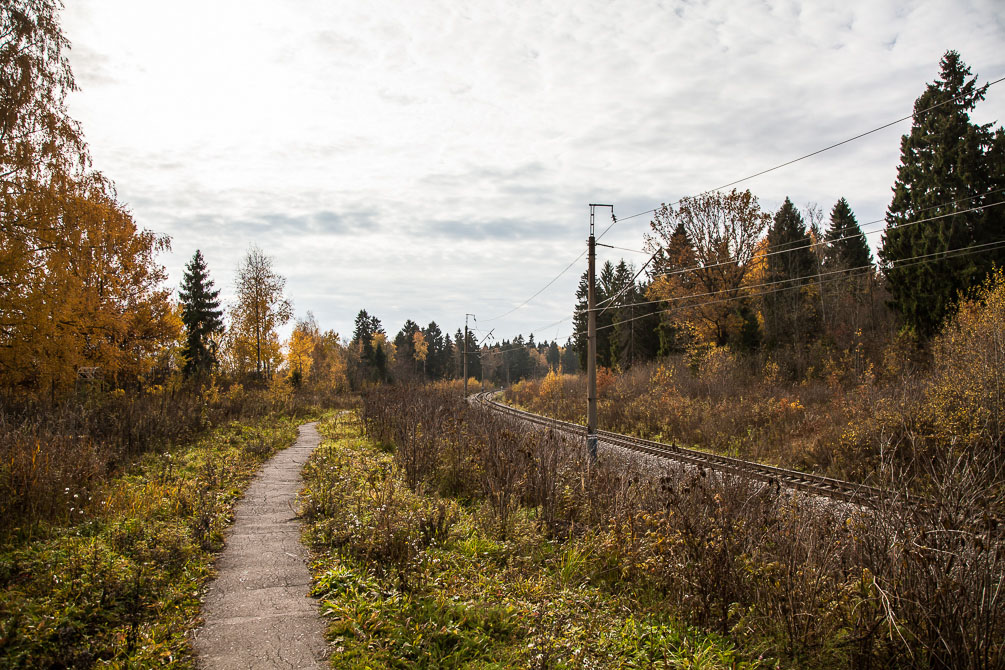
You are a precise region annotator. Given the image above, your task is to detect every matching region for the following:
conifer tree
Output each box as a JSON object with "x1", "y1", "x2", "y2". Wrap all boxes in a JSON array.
[
  {"x1": 573, "y1": 261, "x2": 616, "y2": 370},
  {"x1": 880, "y1": 51, "x2": 1005, "y2": 337},
  {"x1": 762, "y1": 197, "x2": 818, "y2": 346},
  {"x1": 649, "y1": 222, "x2": 697, "y2": 354},
  {"x1": 179, "y1": 250, "x2": 223, "y2": 378},
  {"x1": 560, "y1": 339, "x2": 579, "y2": 373},
  {"x1": 546, "y1": 341, "x2": 561, "y2": 370},
  {"x1": 825, "y1": 198, "x2": 872, "y2": 270},
  {"x1": 609, "y1": 261, "x2": 660, "y2": 368}
]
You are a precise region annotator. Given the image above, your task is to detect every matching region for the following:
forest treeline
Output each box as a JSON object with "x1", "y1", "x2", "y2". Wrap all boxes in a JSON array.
[
  {"x1": 3, "y1": 0, "x2": 1000, "y2": 402},
  {"x1": 572, "y1": 51, "x2": 1004, "y2": 379}
]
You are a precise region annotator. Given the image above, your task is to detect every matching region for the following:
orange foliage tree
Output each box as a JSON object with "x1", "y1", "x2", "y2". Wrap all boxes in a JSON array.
[
  {"x1": 645, "y1": 189, "x2": 770, "y2": 347},
  {"x1": 1, "y1": 2, "x2": 180, "y2": 397}
]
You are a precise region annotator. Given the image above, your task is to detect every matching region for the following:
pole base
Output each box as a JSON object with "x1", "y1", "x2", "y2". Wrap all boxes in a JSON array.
[{"x1": 587, "y1": 434, "x2": 599, "y2": 462}]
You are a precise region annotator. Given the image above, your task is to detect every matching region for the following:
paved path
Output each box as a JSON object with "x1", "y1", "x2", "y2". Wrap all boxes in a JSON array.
[{"x1": 194, "y1": 422, "x2": 328, "y2": 669}]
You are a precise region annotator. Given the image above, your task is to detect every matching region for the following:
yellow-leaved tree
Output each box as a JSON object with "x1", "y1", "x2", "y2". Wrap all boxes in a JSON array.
[
  {"x1": 287, "y1": 312, "x2": 349, "y2": 393},
  {"x1": 227, "y1": 246, "x2": 292, "y2": 380},
  {"x1": 287, "y1": 324, "x2": 314, "y2": 387},
  {"x1": 412, "y1": 330, "x2": 428, "y2": 377},
  {"x1": 1, "y1": 2, "x2": 179, "y2": 397},
  {"x1": 646, "y1": 189, "x2": 770, "y2": 347}
]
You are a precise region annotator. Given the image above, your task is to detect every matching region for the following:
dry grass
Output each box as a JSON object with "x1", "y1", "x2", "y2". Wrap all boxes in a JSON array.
[{"x1": 358, "y1": 356, "x2": 1005, "y2": 668}]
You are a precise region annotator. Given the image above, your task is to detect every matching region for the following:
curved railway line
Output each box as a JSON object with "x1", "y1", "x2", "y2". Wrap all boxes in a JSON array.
[{"x1": 473, "y1": 391, "x2": 895, "y2": 507}]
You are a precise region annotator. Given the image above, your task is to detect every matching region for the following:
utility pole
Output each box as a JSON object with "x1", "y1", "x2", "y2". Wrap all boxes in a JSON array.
[
  {"x1": 586, "y1": 204, "x2": 613, "y2": 462},
  {"x1": 463, "y1": 313, "x2": 474, "y2": 397},
  {"x1": 477, "y1": 329, "x2": 494, "y2": 393}
]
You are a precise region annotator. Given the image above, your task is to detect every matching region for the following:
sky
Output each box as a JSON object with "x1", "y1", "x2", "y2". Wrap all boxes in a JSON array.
[{"x1": 61, "y1": 0, "x2": 1005, "y2": 345}]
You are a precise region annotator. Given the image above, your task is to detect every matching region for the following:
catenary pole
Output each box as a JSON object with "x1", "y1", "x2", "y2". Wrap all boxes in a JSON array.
[
  {"x1": 587, "y1": 204, "x2": 612, "y2": 461},
  {"x1": 463, "y1": 313, "x2": 474, "y2": 397}
]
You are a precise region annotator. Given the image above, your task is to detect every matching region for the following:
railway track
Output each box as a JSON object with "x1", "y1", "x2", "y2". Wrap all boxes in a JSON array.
[{"x1": 473, "y1": 391, "x2": 892, "y2": 507}]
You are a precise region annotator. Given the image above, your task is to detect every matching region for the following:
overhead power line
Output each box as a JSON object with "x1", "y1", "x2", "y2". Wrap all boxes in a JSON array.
[
  {"x1": 758, "y1": 186, "x2": 1005, "y2": 256},
  {"x1": 519, "y1": 196, "x2": 1005, "y2": 344},
  {"x1": 482, "y1": 74, "x2": 1003, "y2": 329},
  {"x1": 601, "y1": 75, "x2": 1005, "y2": 238},
  {"x1": 591, "y1": 238, "x2": 1005, "y2": 336},
  {"x1": 598, "y1": 194, "x2": 1005, "y2": 315},
  {"x1": 651, "y1": 198, "x2": 1003, "y2": 281},
  {"x1": 590, "y1": 74, "x2": 1005, "y2": 311},
  {"x1": 488, "y1": 236, "x2": 1005, "y2": 355},
  {"x1": 483, "y1": 250, "x2": 585, "y2": 322}
]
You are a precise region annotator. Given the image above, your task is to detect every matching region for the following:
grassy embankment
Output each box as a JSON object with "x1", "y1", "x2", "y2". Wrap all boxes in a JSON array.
[
  {"x1": 304, "y1": 354, "x2": 1003, "y2": 669},
  {"x1": 0, "y1": 388, "x2": 335, "y2": 668},
  {"x1": 302, "y1": 406, "x2": 772, "y2": 669},
  {"x1": 506, "y1": 270, "x2": 1004, "y2": 491}
]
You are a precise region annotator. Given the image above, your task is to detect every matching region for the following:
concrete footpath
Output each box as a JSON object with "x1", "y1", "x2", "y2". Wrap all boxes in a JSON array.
[{"x1": 193, "y1": 422, "x2": 328, "y2": 669}]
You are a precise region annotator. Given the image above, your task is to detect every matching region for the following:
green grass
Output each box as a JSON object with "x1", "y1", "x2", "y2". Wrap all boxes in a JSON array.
[
  {"x1": 303, "y1": 412, "x2": 771, "y2": 669},
  {"x1": 0, "y1": 413, "x2": 314, "y2": 668}
]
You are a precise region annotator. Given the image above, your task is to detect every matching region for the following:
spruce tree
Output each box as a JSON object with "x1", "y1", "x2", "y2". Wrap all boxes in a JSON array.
[
  {"x1": 179, "y1": 250, "x2": 224, "y2": 378},
  {"x1": 762, "y1": 198, "x2": 818, "y2": 346},
  {"x1": 825, "y1": 198, "x2": 872, "y2": 270},
  {"x1": 879, "y1": 51, "x2": 1005, "y2": 337},
  {"x1": 572, "y1": 261, "x2": 615, "y2": 370},
  {"x1": 546, "y1": 341, "x2": 561, "y2": 370}
]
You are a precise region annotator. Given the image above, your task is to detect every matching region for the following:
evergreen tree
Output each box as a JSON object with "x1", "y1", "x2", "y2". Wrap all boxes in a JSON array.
[
  {"x1": 422, "y1": 321, "x2": 446, "y2": 380},
  {"x1": 506, "y1": 335, "x2": 530, "y2": 380},
  {"x1": 825, "y1": 198, "x2": 872, "y2": 270},
  {"x1": 179, "y1": 250, "x2": 223, "y2": 378},
  {"x1": 820, "y1": 198, "x2": 877, "y2": 344},
  {"x1": 440, "y1": 332, "x2": 454, "y2": 379},
  {"x1": 393, "y1": 319, "x2": 421, "y2": 374},
  {"x1": 573, "y1": 261, "x2": 617, "y2": 370},
  {"x1": 572, "y1": 271, "x2": 589, "y2": 370},
  {"x1": 609, "y1": 261, "x2": 660, "y2": 368},
  {"x1": 652, "y1": 222, "x2": 696, "y2": 354},
  {"x1": 453, "y1": 329, "x2": 464, "y2": 377},
  {"x1": 546, "y1": 341, "x2": 561, "y2": 370},
  {"x1": 560, "y1": 340, "x2": 579, "y2": 373},
  {"x1": 351, "y1": 309, "x2": 384, "y2": 381},
  {"x1": 880, "y1": 50, "x2": 1005, "y2": 337},
  {"x1": 762, "y1": 198, "x2": 819, "y2": 346}
]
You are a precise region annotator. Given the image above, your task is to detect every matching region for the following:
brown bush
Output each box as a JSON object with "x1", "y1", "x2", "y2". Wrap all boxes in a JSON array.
[
  {"x1": 363, "y1": 379, "x2": 1005, "y2": 668},
  {"x1": 0, "y1": 383, "x2": 326, "y2": 538}
]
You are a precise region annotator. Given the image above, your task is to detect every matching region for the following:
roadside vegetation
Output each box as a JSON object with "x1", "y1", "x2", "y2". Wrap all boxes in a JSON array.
[
  {"x1": 303, "y1": 403, "x2": 762, "y2": 669},
  {"x1": 507, "y1": 270, "x2": 1005, "y2": 496},
  {"x1": 0, "y1": 387, "x2": 331, "y2": 667},
  {"x1": 302, "y1": 363, "x2": 1002, "y2": 668}
]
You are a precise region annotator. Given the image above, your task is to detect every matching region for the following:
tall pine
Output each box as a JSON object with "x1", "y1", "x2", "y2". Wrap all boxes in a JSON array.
[
  {"x1": 825, "y1": 198, "x2": 872, "y2": 270},
  {"x1": 879, "y1": 51, "x2": 1005, "y2": 337},
  {"x1": 179, "y1": 250, "x2": 223, "y2": 378},
  {"x1": 762, "y1": 198, "x2": 818, "y2": 347}
]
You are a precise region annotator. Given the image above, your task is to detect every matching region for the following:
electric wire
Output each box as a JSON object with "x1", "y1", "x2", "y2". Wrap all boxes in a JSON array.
[
  {"x1": 591, "y1": 76, "x2": 1005, "y2": 309},
  {"x1": 592, "y1": 238, "x2": 1005, "y2": 335},
  {"x1": 484, "y1": 199, "x2": 1005, "y2": 353},
  {"x1": 484, "y1": 238, "x2": 1005, "y2": 356},
  {"x1": 481, "y1": 74, "x2": 1004, "y2": 331},
  {"x1": 740, "y1": 186, "x2": 1005, "y2": 257},
  {"x1": 483, "y1": 250, "x2": 585, "y2": 322},
  {"x1": 598, "y1": 196, "x2": 1005, "y2": 314},
  {"x1": 600, "y1": 75, "x2": 1005, "y2": 239},
  {"x1": 650, "y1": 198, "x2": 1002, "y2": 282}
]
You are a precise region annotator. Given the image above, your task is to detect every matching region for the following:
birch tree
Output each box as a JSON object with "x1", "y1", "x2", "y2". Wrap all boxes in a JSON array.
[{"x1": 230, "y1": 246, "x2": 292, "y2": 378}]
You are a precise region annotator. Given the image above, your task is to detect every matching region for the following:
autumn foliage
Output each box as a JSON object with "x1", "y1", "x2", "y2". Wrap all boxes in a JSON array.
[{"x1": 2, "y1": 3, "x2": 179, "y2": 397}]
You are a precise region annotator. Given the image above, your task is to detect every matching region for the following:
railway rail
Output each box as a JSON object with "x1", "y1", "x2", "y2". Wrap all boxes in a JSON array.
[{"x1": 473, "y1": 391, "x2": 894, "y2": 507}]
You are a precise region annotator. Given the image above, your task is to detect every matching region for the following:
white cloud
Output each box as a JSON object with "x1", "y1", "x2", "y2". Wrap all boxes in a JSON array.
[{"x1": 62, "y1": 0, "x2": 1005, "y2": 341}]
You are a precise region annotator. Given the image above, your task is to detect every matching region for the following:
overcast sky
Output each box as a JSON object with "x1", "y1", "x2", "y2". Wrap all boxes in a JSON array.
[{"x1": 62, "y1": 0, "x2": 1004, "y2": 345}]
